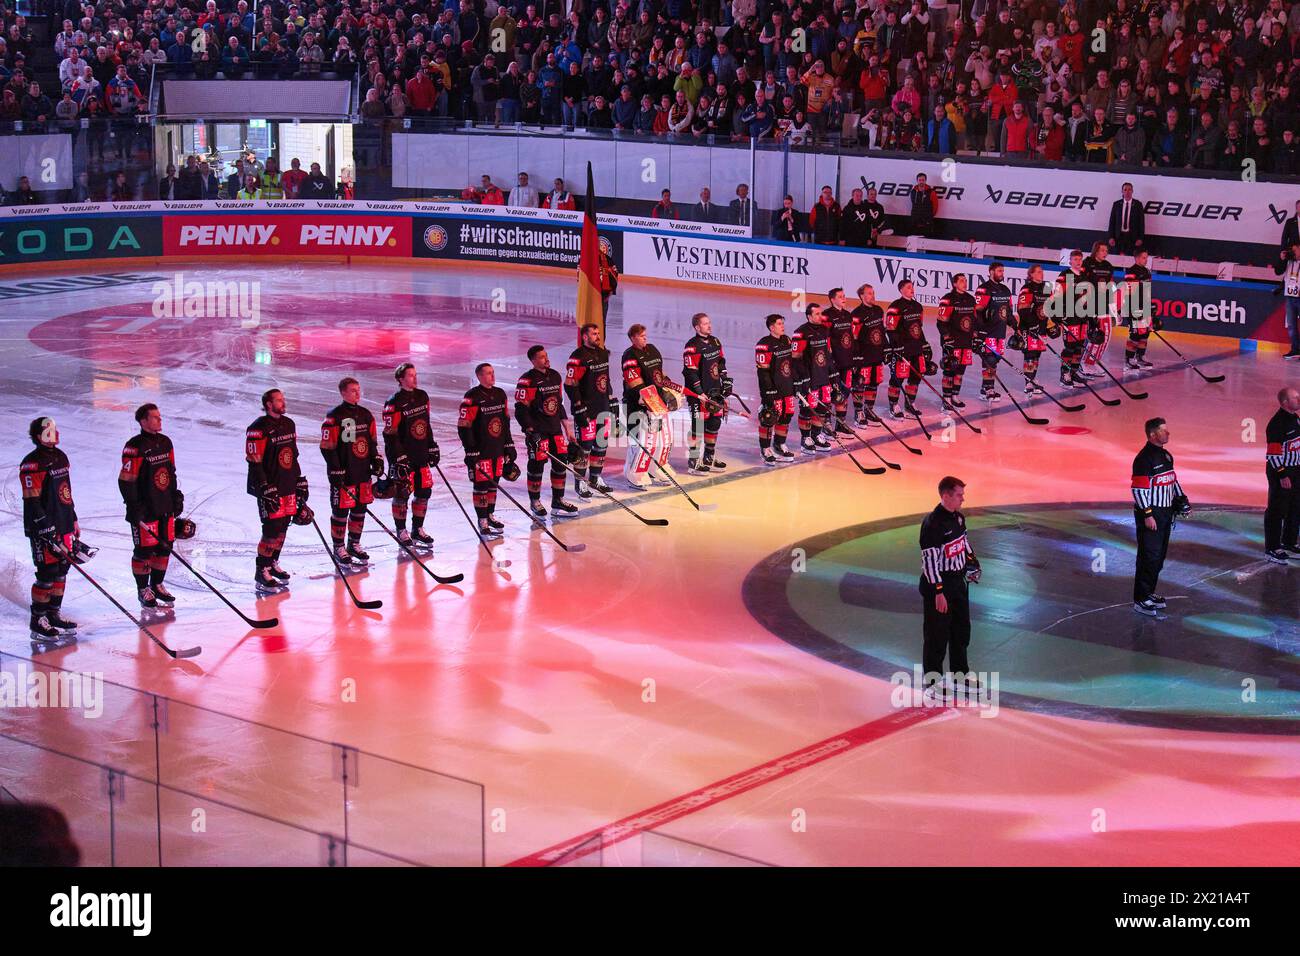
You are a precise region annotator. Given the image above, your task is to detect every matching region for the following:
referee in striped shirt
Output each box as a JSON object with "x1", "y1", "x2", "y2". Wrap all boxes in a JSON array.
[
  {"x1": 1131, "y1": 417, "x2": 1189, "y2": 618},
  {"x1": 919, "y1": 476, "x2": 981, "y2": 698}
]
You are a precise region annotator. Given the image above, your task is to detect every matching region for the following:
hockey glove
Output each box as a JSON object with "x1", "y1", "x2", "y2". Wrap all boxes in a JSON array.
[
  {"x1": 69, "y1": 538, "x2": 98, "y2": 564},
  {"x1": 721, "y1": 375, "x2": 734, "y2": 398},
  {"x1": 392, "y1": 455, "x2": 412, "y2": 480},
  {"x1": 291, "y1": 503, "x2": 315, "y2": 526},
  {"x1": 327, "y1": 468, "x2": 346, "y2": 488},
  {"x1": 758, "y1": 405, "x2": 778, "y2": 428},
  {"x1": 258, "y1": 485, "x2": 280, "y2": 512},
  {"x1": 175, "y1": 517, "x2": 197, "y2": 540},
  {"x1": 428, "y1": 439, "x2": 441, "y2": 468},
  {"x1": 370, "y1": 456, "x2": 385, "y2": 477},
  {"x1": 35, "y1": 522, "x2": 60, "y2": 553},
  {"x1": 1006, "y1": 331, "x2": 1026, "y2": 352},
  {"x1": 1087, "y1": 324, "x2": 1106, "y2": 346},
  {"x1": 504, "y1": 444, "x2": 518, "y2": 464},
  {"x1": 172, "y1": 489, "x2": 185, "y2": 515},
  {"x1": 661, "y1": 388, "x2": 680, "y2": 412},
  {"x1": 296, "y1": 476, "x2": 309, "y2": 505},
  {"x1": 1151, "y1": 316, "x2": 1163, "y2": 332},
  {"x1": 502, "y1": 460, "x2": 521, "y2": 482}
]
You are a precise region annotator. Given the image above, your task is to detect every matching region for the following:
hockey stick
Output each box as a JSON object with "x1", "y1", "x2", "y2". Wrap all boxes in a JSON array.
[
  {"x1": 495, "y1": 483, "x2": 587, "y2": 552},
  {"x1": 856, "y1": 401, "x2": 924, "y2": 455},
  {"x1": 1062, "y1": 326, "x2": 1148, "y2": 400},
  {"x1": 363, "y1": 508, "x2": 465, "y2": 584},
  {"x1": 170, "y1": 549, "x2": 278, "y2": 628},
  {"x1": 729, "y1": 393, "x2": 753, "y2": 414},
  {"x1": 309, "y1": 518, "x2": 383, "y2": 609},
  {"x1": 901, "y1": 357, "x2": 981, "y2": 434},
  {"x1": 627, "y1": 430, "x2": 718, "y2": 511},
  {"x1": 58, "y1": 547, "x2": 200, "y2": 658},
  {"x1": 677, "y1": 385, "x2": 750, "y2": 419},
  {"x1": 976, "y1": 347, "x2": 1049, "y2": 426},
  {"x1": 432, "y1": 463, "x2": 511, "y2": 571},
  {"x1": 1042, "y1": 340, "x2": 1121, "y2": 407},
  {"x1": 802, "y1": 394, "x2": 889, "y2": 473},
  {"x1": 838, "y1": 420, "x2": 902, "y2": 469},
  {"x1": 545, "y1": 451, "x2": 668, "y2": 526},
  {"x1": 990, "y1": 341, "x2": 1086, "y2": 412},
  {"x1": 1151, "y1": 330, "x2": 1226, "y2": 383}
]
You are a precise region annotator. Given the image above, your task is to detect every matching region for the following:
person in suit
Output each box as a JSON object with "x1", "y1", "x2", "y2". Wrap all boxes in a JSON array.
[
  {"x1": 729, "y1": 182, "x2": 755, "y2": 228},
  {"x1": 772, "y1": 194, "x2": 801, "y2": 241},
  {"x1": 195, "y1": 161, "x2": 220, "y2": 199},
  {"x1": 691, "y1": 187, "x2": 720, "y2": 223},
  {"x1": 1107, "y1": 182, "x2": 1146, "y2": 254}
]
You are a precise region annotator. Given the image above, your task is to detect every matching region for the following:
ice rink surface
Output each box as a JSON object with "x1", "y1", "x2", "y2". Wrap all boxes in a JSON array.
[{"x1": 1, "y1": 262, "x2": 1297, "y2": 866}]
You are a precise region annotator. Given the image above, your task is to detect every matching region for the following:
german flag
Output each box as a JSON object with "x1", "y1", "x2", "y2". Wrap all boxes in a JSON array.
[{"x1": 575, "y1": 162, "x2": 605, "y2": 343}]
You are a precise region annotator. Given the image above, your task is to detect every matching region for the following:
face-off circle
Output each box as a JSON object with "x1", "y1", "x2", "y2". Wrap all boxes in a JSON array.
[{"x1": 743, "y1": 504, "x2": 1300, "y2": 734}]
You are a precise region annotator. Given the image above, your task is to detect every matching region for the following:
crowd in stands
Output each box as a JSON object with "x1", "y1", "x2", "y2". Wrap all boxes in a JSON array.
[{"x1": 5, "y1": 0, "x2": 1300, "y2": 174}]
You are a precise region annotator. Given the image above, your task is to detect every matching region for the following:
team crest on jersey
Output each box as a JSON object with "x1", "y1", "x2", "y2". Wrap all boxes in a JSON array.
[
  {"x1": 959, "y1": 317, "x2": 972, "y2": 331},
  {"x1": 278, "y1": 447, "x2": 294, "y2": 469},
  {"x1": 353, "y1": 436, "x2": 369, "y2": 458},
  {"x1": 411, "y1": 419, "x2": 428, "y2": 440},
  {"x1": 154, "y1": 468, "x2": 171, "y2": 490},
  {"x1": 814, "y1": 352, "x2": 826, "y2": 366},
  {"x1": 869, "y1": 328, "x2": 883, "y2": 345},
  {"x1": 909, "y1": 325, "x2": 922, "y2": 338},
  {"x1": 543, "y1": 396, "x2": 559, "y2": 416},
  {"x1": 708, "y1": 365, "x2": 719, "y2": 379},
  {"x1": 595, "y1": 372, "x2": 609, "y2": 392},
  {"x1": 840, "y1": 332, "x2": 853, "y2": 349},
  {"x1": 57, "y1": 482, "x2": 72, "y2": 505},
  {"x1": 488, "y1": 417, "x2": 503, "y2": 437},
  {"x1": 652, "y1": 370, "x2": 665, "y2": 385},
  {"x1": 779, "y1": 359, "x2": 792, "y2": 377}
]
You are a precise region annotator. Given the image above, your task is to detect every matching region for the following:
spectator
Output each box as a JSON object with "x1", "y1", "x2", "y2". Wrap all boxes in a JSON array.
[
  {"x1": 925, "y1": 104, "x2": 957, "y2": 155},
  {"x1": 20, "y1": 80, "x2": 52, "y2": 125},
  {"x1": 801, "y1": 59, "x2": 835, "y2": 141},
  {"x1": 303, "y1": 162, "x2": 332, "y2": 199},
  {"x1": 1282, "y1": 241, "x2": 1300, "y2": 357},
  {"x1": 281, "y1": 159, "x2": 308, "y2": 199},
  {"x1": 1114, "y1": 112, "x2": 1149, "y2": 165},
  {"x1": 158, "y1": 163, "x2": 182, "y2": 200},
  {"x1": 6, "y1": 175, "x2": 37, "y2": 205},
  {"x1": 336, "y1": 168, "x2": 356, "y2": 200},
  {"x1": 1108, "y1": 182, "x2": 1146, "y2": 255},
  {"x1": 730, "y1": 183, "x2": 755, "y2": 228},
  {"x1": 1275, "y1": 129, "x2": 1300, "y2": 174},
  {"x1": 772, "y1": 194, "x2": 800, "y2": 242},
  {"x1": 612, "y1": 86, "x2": 637, "y2": 130},
  {"x1": 509, "y1": 172, "x2": 539, "y2": 208},
  {"x1": 236, "y1": 172, "x2": 262, "y2": 199},
  {"x1": 668, "y1": 89, "x2": 694, "y2": 134},
  {"x1": 1000, "y1": 101, "x2": 1033, "y2": 157},
  {"x1": 477, "y1": 175, "x2": 505, "y2": 205},
  {"x1": 692, "y1": 187, "x2": 720, "y2": 223},
  {"x1": 809, "y1": 185, "x2": 841, "y2": 245},
  {"x1": 787, "y1": 109, "x2": 813, "y2": 144},
  {"x1": 109, "y1": 170, "x2": 134, "y2": 201},
  {"x1": 909, "y1": 173, "x2": 936, "y2": 238},
  {"x1": 542, "y1": 178, "x2": 575, "y2": 210},
  {"x1": 222, "y1": 34, "x2": 250, "y2": 79},
  {"x1": 1220, "y1": 118, "x2": 1246, "y2": 171},
  {"x1": 633, "y1": 94, "x2": 656, "y2": 134},
  {"x1": 1084, "y1": 107, "x2": 1117, "y2": 163},
  {"x1": 1033, "y1": 106, "x2": 1067, "y2": 161},
  {"x1": 651, "y1": 188, "x2": 678, "y2": 219},
  {"x1": 1188, "y1": 112, "x2": 1224, "y2": 168},
  {"x1": 840, "y1": 187, "x2": 874, "y2": 248}
]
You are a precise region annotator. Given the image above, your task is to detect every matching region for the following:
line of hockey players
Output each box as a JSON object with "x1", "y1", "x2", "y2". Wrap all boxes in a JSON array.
[{"x1": 17, "y1": 242, "x2": 1153, "y2": 641}]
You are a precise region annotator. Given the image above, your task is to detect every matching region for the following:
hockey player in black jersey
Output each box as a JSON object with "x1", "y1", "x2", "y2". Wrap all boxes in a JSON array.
[
  {"x1": 20, "y1": 416, "x2": 81, "y2": 641},
  {"x1": 565, "y1": 323, "x2": 617, "y2": 498},
  {"x1": 1081, "y1": 240, "x2": 1117, "y2": 379},
  {"x1": 459, "y1": 363, "x2": 519, "y2": 538},
  {"x1": 516, "y1": 344, "x2": 578, "y2": 518},
  {"x1": 383, "y1": 363, "x2": 441, "y2": 548},
  {"x1": 1121, "y1": 249, "x2": 1157, "y2": 370},
  {"x1": 884, "y1": 280, "x2": 928, "y2": 419},
  {"x1": 1013, "y1": 264, "x2": 1051, "y2": 394},
  {"x1": 246, "y1": 389, "x2": 309, "y2": 593},
  {"x1": 755, "y1": 314, "x2": 797, "y2": 465},
  {"x1": 974, "y1": 262, "x2": 1013, "y2": 402},
  {"x1": 119, "y1": 403, "x2": 189, "y2": 609},
  {"x1": 823, "y1": 288, "x2": 860, "y2": 433},
  {"x1": 322, "y1": 377, "x2": 385, "y2": 564},
  {"x1": 682, "y1": 312, "x2": 731, "y2": 474},
  {"x1": 791, "y1": 303, "x2": 833, "y2": 453},
  {"x1": 851, "y1": 284, "x2": 887, "y2": 427},
  {"x1": 936, "y1": 274, "x2": 978, "y2": 411}
]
